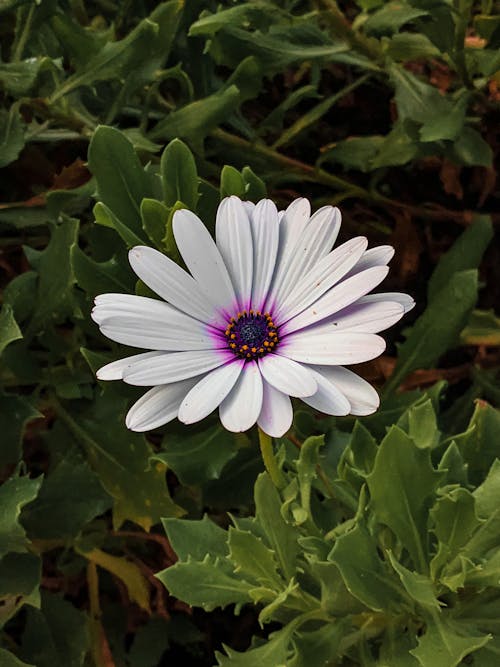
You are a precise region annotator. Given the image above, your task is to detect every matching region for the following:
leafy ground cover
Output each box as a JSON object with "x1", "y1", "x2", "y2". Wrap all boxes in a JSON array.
[{"x1": 0, "y1": 0, "x2": 499, "y2": 665}]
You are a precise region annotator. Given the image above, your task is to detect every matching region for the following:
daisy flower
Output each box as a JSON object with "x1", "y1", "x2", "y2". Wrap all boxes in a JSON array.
[{"x1": 92, "y1": 197, "x2": 413, "y2": 437}]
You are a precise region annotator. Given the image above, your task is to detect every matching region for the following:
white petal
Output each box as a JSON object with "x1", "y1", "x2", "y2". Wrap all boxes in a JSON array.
[
  {"x1": 216, "y1": 196, "x2": 253, "y2": 309},
  {"x1": 258, "y1": 353, "x2": 317, "y2": 398},
  {"x1": 242, "y1": 201, "x2": 255, "y2": 215},
  {"x1": 125, "y1": 379, "x2": 198, "y2": 432},
  {"x1": 219, "y1": 361, "x2": 263, "y2": 432},
  {"x1": 282, "y1": 331, "x2": 386, "y2": 365},
  {"x1": 257, "y1": 381, "x2": 293, "y2": 437},
  {"x1": 275, "y1": 236, "x2": 368, "y2": 322},
  {"x1": 96, "y1": 352, "x2": 164, "y2": 380},
  {"x1": 310, "y1": 365, "x2": 379, "y2": 415},
  {"x1": 282, "y1": 266, "x2": 389, "y2": 334},
  {"x1": 178, "y1": 360, "x2": 244, "y2": 424},
  {"x1": 173, "y1": 209, "x2": 236, "y2": 314},
  {"x1": 92, "y1": 294, "x2": 215, "y2": 350},
  {"x1": 344, "y1": 245, "x2": 394, "y2": 280},
  {"x1": 361, "y1": 291, "x2": 415, "y2": 313},
  {"x1": 298, "y1": 300, "x2": 405, "y2": 335},
  {"x1": 128, "y1": 246, "x2": 217, "y2": 324},
  {"x1": 267, "y1": 206, "x2": 342, "y2": 310},
  {"x1": 250, "y1": 199, "x2": 279, "y2": 309},
  {"x1": 301, "y1": 368, "x2": 350, "y2": 416},
  {"x1": 122, "y1": 349, "x2": 232, "y2": 386}
]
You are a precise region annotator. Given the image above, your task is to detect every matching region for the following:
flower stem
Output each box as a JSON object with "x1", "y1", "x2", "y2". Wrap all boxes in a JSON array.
[{"x1": 258, "y1": 427, "x2": 286, "y2": 489}]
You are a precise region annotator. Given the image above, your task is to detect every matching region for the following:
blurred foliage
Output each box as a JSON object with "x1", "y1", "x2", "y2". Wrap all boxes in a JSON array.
[{"x1": 0, "y1": 0, "x2": 499, "y2": 665}]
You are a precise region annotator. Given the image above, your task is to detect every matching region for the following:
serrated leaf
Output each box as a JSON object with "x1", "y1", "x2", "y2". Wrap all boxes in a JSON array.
[
  {"x1": 328, "y1": 521, "x2": 401, "y2": 611},
  {"x1": 296, "y1": 435, "x2": 324, "y2": 522},
  {"x1": 0, "y1": 649, "x2": 34, "y2": 667},
  {"x1": 0, "y1": 105, "x2": 25, "y2": 168},
  {"x1": 367, "y1": 426, "x2": 442, "y2": 570},
  {"x1": 155, "y1": 423, "x2": 238, "y2": 485},
  {"x1": 290, "y1": 621, "x2": 349, "y2": 667},
  {"x1": 320, "y1": 135, "x2": 384, "y2": 172},
  {"x1": 364, "y1": 2, "x2": 428, "y2": 35},
  {"x1": 3, "y1": 270, "x2": 37, "y2": 323},
  {"x1": 22, "y1": 453, "x2": 111, "y2": 540},
  {"x1": 0, "y1": 471, "x2": 42, "y2": 559},
  {"x1": 427, "y1": 216, "x2": 493, "y2": 301},
  {"x1": 228, "y1": 527, "x2": 282, "y2": 587},
  {"x1": 216, "y1": 625, "x2": 293, "y2": 666},
  {"x1": 162, "y1": 515, "x2": 229, "y2": 561},
  {"x1": 72, "y1": 245, "x2": 135, "y2": 296},
  {"x1": 473, "y1": 459, "x2": 500, "y2": 519},
  {"x1": 88, "y1": 126, "x2": 152, "y2": 238},
  {"x1": 458, "y1": 401, "x2": 500, "y2": 483},
  {"x1": 254, "y1": 473, "x2": 299, "y2": 581},
  {"x1": 398, "y1": 399, "x2": 440, "y2": 449},
  {"x1": 410, "y1": 615, "x2": 490, "y2": 667},
  {"x1": 0, "y1": 304, "x2": 22, "y2": 356},
  {"x1": 160, "y1": 138, "x2": 199, "y2": 210},
  {"x1": 388, "y1": 553, "x2": 440, "y2": 610},
  {"x1": 157, "y1": 555, "x2": 253, "y2": 612}
]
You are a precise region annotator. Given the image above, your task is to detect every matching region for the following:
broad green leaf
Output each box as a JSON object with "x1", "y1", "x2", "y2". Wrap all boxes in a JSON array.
[
  {"x1": 140, "y1": 198, "x2": 170, "y2": 249},
  {"x1": 419, "y1": 94, "x2": 468, "y2": 143},
  {"x1": 385, "y1": 33, "x2": 440, "y2": 60},
  {"x1": 364, "y1": 2, "x2": 428, "y2": 35},
  {"x1": 189, "y1": 2, "x2": 281, "y2": 38},
  {"x1": 410, "y1": 615, "x2": 490, "y2": 667},
  {"x1": 0, "y1": 471, "x2": 42, "y2": 558},
  {"x1": 387, "y1": 553, "x2": 440, "y2": 610},
  {"x1": 398, "y1": 399, "x2": 440, "y2": 449},
  {"x1": 0, "y1": 396, "x2": 40, "y2": 466},
  {"x1": 437, "y1": 441, "x2": 468, "y2": 487},
  {"x1": 160, "y1": 138, "x2": 199, "y2": 210},
  {"x1": 155, "y1": 423, "x2": 238, "y2": 485},
  {"x1": 93, "y1": 201, "x2": 146, "y2": 247},
  {"x1": 216, "y1": 626, "x2": 293, "y2": 666},
  {"x1": 390, "y1": 64, "x2": 451, "y2": 125},
  {"x1": 72, "y1": 246, "x2": 135, "y2": 295},
  {"x1": 157, "y1": 555, "x2": 253, "y2": 612},
  {"x1": 25, "y1": 218, "x2": 79, "y2": 337},
  {"x1": 220, "y1": 165, "x2": 246, "y2": 198},
  {"x1": 371, "y1": 121, "x2": 419, "y2": 168},
  {"x1": 22, "y1": 454, "x2": 111, "y2": 540},
  {"x1": 254, "y1": 473, "x2": 299, "y2": 580},
  {"x1": 308, "y1": 560, "x2": 365, "y2": 615},
  {"x1": 0, "y1": 650, "x2": 34, "y2": 667},
  {"x1": 55, "y1": 394, "x2": 183, "y2": 531},
  {"x1": 0, "y1": 552, "x2": 40, "y2": 628},
  {"x1": 458, "y1": 401, "x2": 500, "y2": 483},
  {"x1": 460, "y1": 309, "x2": 500, "y2": 346},
  {"x1": 319, "y1": 135, "x2": 384, "y2": 172},
  {"x1": 385, "y1": 270, "x2": 478, "y2": 394},
  {"x1": 329, "y1": 521, "x2": 402, "y2": 611},
  {"x1": 0, "y1": 106, "x2": 25, "y2": 168},
  {"x1": 0, "y1": 57, "x2": 53, "y2": 96},
  {"x1": 2, "y1": 270, "x2": 37, "y2": 323},
  {"x1": 20, "y1": 593, "x2": 89, "y2": 667},
  {"x1": 76, "y1": 547, "x2": 150, "y2": 613},
  {"x1": 452, "y1": 127, "x2": 493, "y2": 166},
  {"x1": 340, "y1": 420, "x2": 378, "y2": 476},
  {"x1": 162, "y1": 515, "x2": 229, "y2": 561},
  {"x1": 228, "y1": 527, "x2": 282, "y2": 588},
  {"x1": 241, "y1": 166, "x2": 266, "y2": 200},
  {"x1": 473, "y1": 459, "x2": 500, "y2": 519},
  {"x1": 427, "y1": 216, "x2": 493, "y2": 301},
  {"x1": 0, "y1": 304, "x2": 22, "y2": 356},
  {"x1": 88, "y1": 126, "x2": 152, "y2": 238},
  {"x1": 290, "y1": 621, "x2": 349, "y2": 667},
  {"x1": 204, "y1": 447, "x2": 263, "y2": 509},
  {"x1": 367, "y1": 426, "x2": 442, "y2": 570}
]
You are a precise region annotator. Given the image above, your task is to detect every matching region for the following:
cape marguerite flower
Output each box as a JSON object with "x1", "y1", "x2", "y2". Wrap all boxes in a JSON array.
[{"x1": 92, "y1": 197, "x2": 413, "y2": 436}]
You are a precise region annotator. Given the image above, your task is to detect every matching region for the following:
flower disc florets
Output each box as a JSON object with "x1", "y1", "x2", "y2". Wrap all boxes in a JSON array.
[{"x1": 225, "y1": 311, "x2": 279, "y2": 359}]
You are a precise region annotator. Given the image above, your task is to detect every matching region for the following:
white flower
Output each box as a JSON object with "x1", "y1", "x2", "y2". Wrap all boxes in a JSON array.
[{"x1": 92, "y1": 197, "x2": 414, "y2": 436}]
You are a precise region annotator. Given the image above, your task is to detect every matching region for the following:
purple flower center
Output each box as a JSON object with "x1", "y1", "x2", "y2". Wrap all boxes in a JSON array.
[{"x1": 225, "y1": 310, "x2": 280, "y2": 360}]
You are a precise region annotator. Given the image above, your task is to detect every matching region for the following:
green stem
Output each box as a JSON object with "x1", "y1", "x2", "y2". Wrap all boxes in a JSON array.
[
  {"x1": 12, "y1": 3, "x2": 36, "y2": 62},
  {"x1": 258, "y1": 427, "x2": 286, "y2": 489}
]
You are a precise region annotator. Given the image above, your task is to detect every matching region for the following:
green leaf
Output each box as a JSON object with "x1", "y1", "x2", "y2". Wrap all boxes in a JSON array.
[
  {"x1": 0, "y1": 649, "x2": 34, "y2": 667},
  {"x1": 429, "y1": 488, "x2": 482, "y2": 584},
  {"x1": 0, "y1": 471, "x2": 42, "y2": 559},
  {"x1": 0, "y1": 395, "x2": 41, "y2": 466},
  {"x1": 2, "y1": 270, "x2": 37, "y2": 323},
  {"x1": 160, "y1": 138, "x2": 199, "y2": 210},
  {"x1": 364, "y1": 2, "x2": 428, "y2": 36},
  {"x1": 473, "y1": 459, "x2": 500, "y2": 519},
  {"x1": 55, "y1": 394, "x2": 183, "y2": 531},
  {"x1": 228, "y1": 527, "x2": 282, "y2": 588},
  {"x1": 387, "y1": 553, "x2": 440, "y2": 610},
  {"x1": 72, "y1": 246, "x2": 135, "y2": 296},
  {"x1": 390, "y1": 64, "x2": 451, "y2": 125},
  {"x1": 385, "y1": 32, "x2": 440, "y2": 60},
  {"x1": 367, "y1": 426, "x2": 442, "y2": 570},
  {"x1": 290, "y1": 622, "x2": 348, "y2": 667},
  {"x1": 254, "y1": 473, "x2": 299, "y2": 580},
  {"x1": 93, "y1": 201, "x2": 146, "y2": 247},
  {"x1": 140, "y1": 198, "x2": 170, "y2": 249},
  {"x1": 20, "y1": 593, "x2": 89, "y2": 667},
  {"x1": 0, "y1": 57, "x2": 53, "y2": 96},
  {"x1": 460, "y1": 309, "x2": 500, "y2": 346},
  {"x1": 0, "y1": 304, "x2": 22, "y2": 356},
  {"x1": 458, "y1": 400, "x2": 500, "y2": 483},
  {"x1": 329, "y1": 521, "x2": 401, "y2": 611},
  {"x1": 22, "y1": 453, "x2": 111, "y2": 540},
  {"x1": 157, "y1": 555, "x2": 253, "y2": 612},
  {"x1": 419, "y1": 94, "x2": 469, "y2": 143},
  {"x1": 241, "y1": 166, "x2": 266, "y2": 200},
  {"x1": 25, "y1": 218, "x2": 79, "y2": 337},
  {"x1": 319, "y1": 135, "x2": 384, "y2": 172},
  {"x1": 0, "y1": 106, "x2": 25, "y2": 168},
  {"x1": 162, "y1": 515, "x2": 229, "y2": 561},
  {"x1": 0, "y1": 552, "x2": 40, "y2": 628},
  {"x1": 410, "y1": 615, "x2": 490, "y2": 667},
  {"x1": 427, "y1": 216, "x2": 493, "y2": 301},
  {"x1": 451, "y1": 127, "x2": 493, "y2": 167},
  {"x1": 155, "y1": 424, "x2": 238, "y2": 486},
  {"x1": 220, "y1": 166, "x2": 246, "y2": 198},
  {"x1": 400, "y1": 399, "x2": 440, "y2": 449},
  {"x1": 385, "y1": 270, "x2": 478, "y2": 393},
  {"x1": 371, "y1": 121, "x2": 419, "y2": 168},
  {"x1": 217, "y1": 626, "x2": 293, "y2": 666},
  {"x1": 88, "y1": 126, "x2": 152, "y2": 238},
  {"x1": 296, "y1": 435, "x2": 324, "y2": 523}
]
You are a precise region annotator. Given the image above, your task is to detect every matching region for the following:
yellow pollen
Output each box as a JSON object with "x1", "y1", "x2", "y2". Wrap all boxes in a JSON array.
[
  {"x1": 251, "y1": 347, "x2": 257, "y2": 353},
  {"x1": 230, "y1": 333, "x2": 236, "y2": 339},
  {"x1": 241, "y1": 345, "x2": 248, "y2": 351}
]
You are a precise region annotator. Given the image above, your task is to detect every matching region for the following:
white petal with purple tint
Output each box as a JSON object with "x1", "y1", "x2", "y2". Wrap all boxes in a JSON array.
[{"x1": 219, "y1": 361, "x2": 263, "y2": 432}]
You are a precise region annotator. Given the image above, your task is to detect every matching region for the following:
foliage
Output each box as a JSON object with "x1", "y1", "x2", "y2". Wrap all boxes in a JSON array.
[{"x1": 0, "y1": 0, "x2": 499, "y2": 665}]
